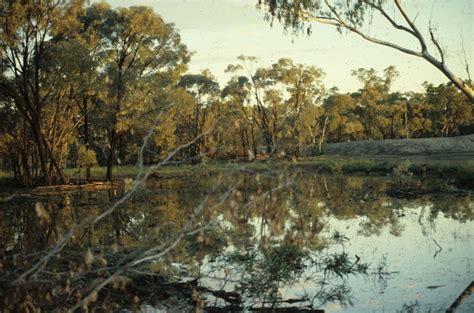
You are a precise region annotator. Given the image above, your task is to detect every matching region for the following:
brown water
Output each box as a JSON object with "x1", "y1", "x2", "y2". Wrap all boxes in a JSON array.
[{"x1": 0, "y1": 171, "x2": 472, "y2": 312}]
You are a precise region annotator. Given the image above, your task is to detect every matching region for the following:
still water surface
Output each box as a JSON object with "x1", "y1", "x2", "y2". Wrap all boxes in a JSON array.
[{"x1": 0, "y1": 172, "x2": 472, "y2": 312}]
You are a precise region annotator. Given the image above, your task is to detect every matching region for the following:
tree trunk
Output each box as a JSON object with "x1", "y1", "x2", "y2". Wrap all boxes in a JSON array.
[
  {"x1": 83, "y1": 98, "x2": 92, "y2": 182},
  {"x1": 40, "y1": 132, "x2": 66, "y2": 185},
  {"x1": 404, "y1": 103, "x2": 409, "y2": 139},
  {"x1": 31, "y1": 119, "x2": 51, "y2": 185},
  {"x1": 240, "y1": 126, "x2": 248, "y2": 159},
  {"x1": 318, "y1": 117, "x2": 329, "y2": 154},
  {"x1": 106, "y1": 130, "x2": 117, "y2": 182},
  {"x1": 251, "y1": 124, "x2": 257, "y2": 159}
]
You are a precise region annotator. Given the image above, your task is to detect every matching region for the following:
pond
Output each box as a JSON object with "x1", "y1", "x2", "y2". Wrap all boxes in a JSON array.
[{"x1": 0, "y1": 169, "x2": 472, "y2": 312}]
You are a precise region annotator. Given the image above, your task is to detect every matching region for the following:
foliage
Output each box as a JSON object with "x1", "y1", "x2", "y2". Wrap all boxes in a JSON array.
[
  {"x1": 0, "y1": 2, "x2": 472, "y2": 312},
  {"x1": 0, "y1": 1, "x2": 472, "y2": 189},
  {"x1": 77, "y1": 145, "x2": 98, "y2": 169}
]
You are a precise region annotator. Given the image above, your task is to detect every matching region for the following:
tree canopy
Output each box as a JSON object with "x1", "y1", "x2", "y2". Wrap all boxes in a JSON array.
[{"x1": 0, "y1": 1, "x2": 472, "y2": 186}]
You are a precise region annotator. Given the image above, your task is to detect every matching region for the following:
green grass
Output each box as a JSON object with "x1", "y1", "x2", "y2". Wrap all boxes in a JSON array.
[
  {"x1": 2, "y1": 156, "x2": 474, "y2": 187},
  {"x1": 297, "y1": 156, "x2": 474, "y2": 174},
  {"x1": 0, "y1": 170, "x2": 17, "y2": 189},
  {"x1": 0, "y1": 169, "x2": 12, "y2": 179},
  {"x1": 64, "y1": 165, "x2": 143, "y2": 179},
  {"x1": 292, "y1": 158, "x2": 392, "y2": 174}
]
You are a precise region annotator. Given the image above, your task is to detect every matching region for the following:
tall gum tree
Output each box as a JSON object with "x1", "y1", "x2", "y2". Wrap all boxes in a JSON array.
[
  {"x1": 224, "y1": 56, "x2": 286, "y2": 156},
  {"x1": 257, "y1": 0, "x2": 474, "y2": 102},
  {"x1": 177, "y1": 70, "x2": 220, "y2": 162},
  {"x1": 0, "y1": 0, "x2": 85, "y2": 185},
  {"x1": 223, "y1": 57, "x2": 326, "y2": 158},
  {"x1": 351, "y1": 66, "x2": 399, "y2": 139},
  {"x1": 267, "y1": 58, "x2": 325, "y2": 156},
  {"x1": 84, "y1": 4, "x2": 190, "y2": 181}
]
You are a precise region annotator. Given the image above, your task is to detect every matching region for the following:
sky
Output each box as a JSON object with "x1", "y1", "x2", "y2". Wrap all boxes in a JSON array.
[{"x1": 108, "y1": 0, "x2": 473, "y2": 93}]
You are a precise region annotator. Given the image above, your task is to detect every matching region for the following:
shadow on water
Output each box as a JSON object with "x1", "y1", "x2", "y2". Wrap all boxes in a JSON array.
[{"x1": 0, "y1": 171, "x2": 472, "y2": 311}]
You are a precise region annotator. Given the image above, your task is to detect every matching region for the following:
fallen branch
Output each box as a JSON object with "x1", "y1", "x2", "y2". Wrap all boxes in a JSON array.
[{"x1": 446, "y1": 281, "x2": 474, "y2": 313}]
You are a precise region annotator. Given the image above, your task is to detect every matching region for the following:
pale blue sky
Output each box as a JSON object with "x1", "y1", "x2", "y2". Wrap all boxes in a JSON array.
[{"x1": 109, "y1": 0, "x2": 473, "y2": 93}]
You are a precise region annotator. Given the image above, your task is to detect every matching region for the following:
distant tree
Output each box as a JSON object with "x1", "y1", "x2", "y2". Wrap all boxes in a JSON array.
[
  {"x1": 380, "y1": 92, "x2": 407, "y2": 139},
  {"x1": 222, "y1": 75, "x2": 258, "y2": 159},
  {"x1": 224, "y1": 56, "x2": 284, "y2": 156},
  {"x1": 178, "y1": 70, "x2": 220, "y2": 162},
  {"x1": 257, "y1": 0, "x2": 473, "y2": 101},
  {"x1": 268, "y1": 58, "x2": 325, "y2": 156},
  {"x1": 296, "y1": 104, "x2": 326, "y2": 154},
  {"x1": 351, "y1": 66, "x2": 399, "y2": 139},
  {"x1": 424, "y1": 82, "x2": 473, "y2": 137},
  {"x1": 323, "y1": 93, "x2": 363, "y2": 143},
  {"x1": 403, "y1": 92, "x2": 432, "y2": 139},
  {"x1": 76, "y1": 144, "x2": 98, "y2": 182},
  {"x1": 224, "y1": 56, "x2": 325, "y2": 158}
]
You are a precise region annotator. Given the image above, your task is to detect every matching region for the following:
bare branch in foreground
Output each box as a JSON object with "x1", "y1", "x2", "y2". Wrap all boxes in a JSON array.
[{"x1": 12, "y1": 114, "x2": 209, "y2": 285}]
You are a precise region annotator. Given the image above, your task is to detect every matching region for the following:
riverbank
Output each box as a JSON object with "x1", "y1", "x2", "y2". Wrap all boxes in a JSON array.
[
  {"x1": 323, "y1": 134, "x2": 474, "y2": 156},
  {"x1": 2, "y1": 155, "x2": 473, "y2": 191}
]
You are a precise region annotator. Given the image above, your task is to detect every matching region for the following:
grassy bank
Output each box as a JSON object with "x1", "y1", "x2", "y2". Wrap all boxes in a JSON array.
[
  {"x1": 71, "y1": 157, "x2": 474, "y2": 181},
  {"x1": 2, "y1": 156, "x2": 473, "y2": 188},
  {"x1": 0, "y1": 170, "x2": 11, "y2": 179}
]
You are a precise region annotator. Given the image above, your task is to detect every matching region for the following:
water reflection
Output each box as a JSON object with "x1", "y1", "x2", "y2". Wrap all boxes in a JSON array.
[{"x1": 0, "y1": 173, "x2": 472, "y2": 311}]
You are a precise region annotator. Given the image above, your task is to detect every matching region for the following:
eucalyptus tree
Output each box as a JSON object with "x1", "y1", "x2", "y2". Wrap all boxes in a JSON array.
[
  {"x1": 322, "y1": 92, "x2": 363, "y2": 143},
  {"x1": 351, "y1": 66, "x2": 399, "y2": 139},
  {"x1": 177, "y1": 70, "x2": 220, "y2": 161},
  {"x1": 267, "y1": 58, "x2": 325, "y2": 156},
  {"x1": 224, "y1": 56, "x2": 287, "y2": 156},
  {"x1": 61, "y1": 6, "x2": 115, "y2": 181},
  {"x1": 424, "y1": 83, "x2": 473, "y2": 137},
  {"x1": 221, "y1": 74, "x2": 258, "y2": 159},
  {"x1": 257, "y1": 0, "x2": 474, "y2": 101},
  {"x1": 0, "y1": 0, "x2": 85, "y2": 185},
  {"x1": 378, "y1": 92, "x2": 406, "y2": 139},
  {"x1": 224, "y1": 56, "x2": 326, "y2": 157},
  {"x1": 0, "y1": 73, "x2": 24, "y2": 181},
  {"x1": 83, "y1": 4, "x2": 190, "y2": 181},
  {"x1": 216, "y1": 99, "x2": 253, "y2": 159},
  {"x1": 295, "y1": 103, "x2": 326, "y2": 154},
  {"x1": 402, "y1": 92, "x2": 431, "y2": 139}
]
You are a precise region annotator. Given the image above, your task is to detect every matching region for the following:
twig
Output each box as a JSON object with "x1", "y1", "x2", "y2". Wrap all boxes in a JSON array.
[{"x1": 432, "y1": 238, "x2": 442, "y2": 258}]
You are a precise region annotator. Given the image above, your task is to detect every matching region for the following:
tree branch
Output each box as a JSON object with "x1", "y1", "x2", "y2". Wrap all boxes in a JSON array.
[
  {"x1": 428, "y1": 25, "x2": 445, "y2": 65},
  {"x1": 365, "y1": 1, "x2": 416, "y2": 37},
  {"x1": 310, "y1": 0, "x2": 474, "y2": 100},
  {"x1": 393, "y1": 0, "x2": 427, "y2": 52},
  {"x1": 320, "y1": 1, "x2": 423, "y2": 57}
]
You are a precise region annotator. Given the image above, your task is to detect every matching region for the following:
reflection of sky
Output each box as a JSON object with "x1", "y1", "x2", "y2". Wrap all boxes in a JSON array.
[
  {"x1": 322, "y1": 206, "x2": 474, "y2": 312},
  {"x1": 198, "y1": 204, "x2": 474, "y2": 311},
  {"x1": 107, "y1": 0, "x2": 473, "y2": 93}
]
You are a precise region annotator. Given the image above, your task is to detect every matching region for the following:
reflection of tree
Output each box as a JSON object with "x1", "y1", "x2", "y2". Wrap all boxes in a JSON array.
[
  {"x1": 0, "y1": 171, "x2": 472, "y2": 311},
  {"x1": 206, "y1": 241, "x2": 367, "y2": 309},
  {"x1": 430, "y1": 196, "x2": 473, "y2": 222},
  {"x1": 213, "y1": 245, "x2": 308, "y2": 306},
  {"x1": 198, "y1": 173, "x2": 370, "y2": 309},
  {"x1": 311, "y1": 175, "x2": 406, "y2": 236}
]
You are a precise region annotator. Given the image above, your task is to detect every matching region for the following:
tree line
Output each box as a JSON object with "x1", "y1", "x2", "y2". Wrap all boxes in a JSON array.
[{"x1": 1, "y1": 1, "x2": 472, "y2": 186}]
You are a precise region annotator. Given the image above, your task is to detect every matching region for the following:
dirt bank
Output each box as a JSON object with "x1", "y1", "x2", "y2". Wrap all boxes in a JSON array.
[{"x1": 323, "y1": 134, "x2": 474, "y2": 156}]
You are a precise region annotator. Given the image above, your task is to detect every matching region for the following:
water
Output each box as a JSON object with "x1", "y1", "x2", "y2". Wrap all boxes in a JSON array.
[
  {"x1": 0, "y1": 171, "x2": 472, "y2": 312},
  {"x1": 320, "y1": 210, "x2": 473, "y2": 312}
]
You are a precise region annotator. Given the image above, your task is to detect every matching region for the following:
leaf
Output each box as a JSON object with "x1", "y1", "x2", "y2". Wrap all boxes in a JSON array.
[{"x1": 84, "y1": 249, "x2": 94, "y2": 266}]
